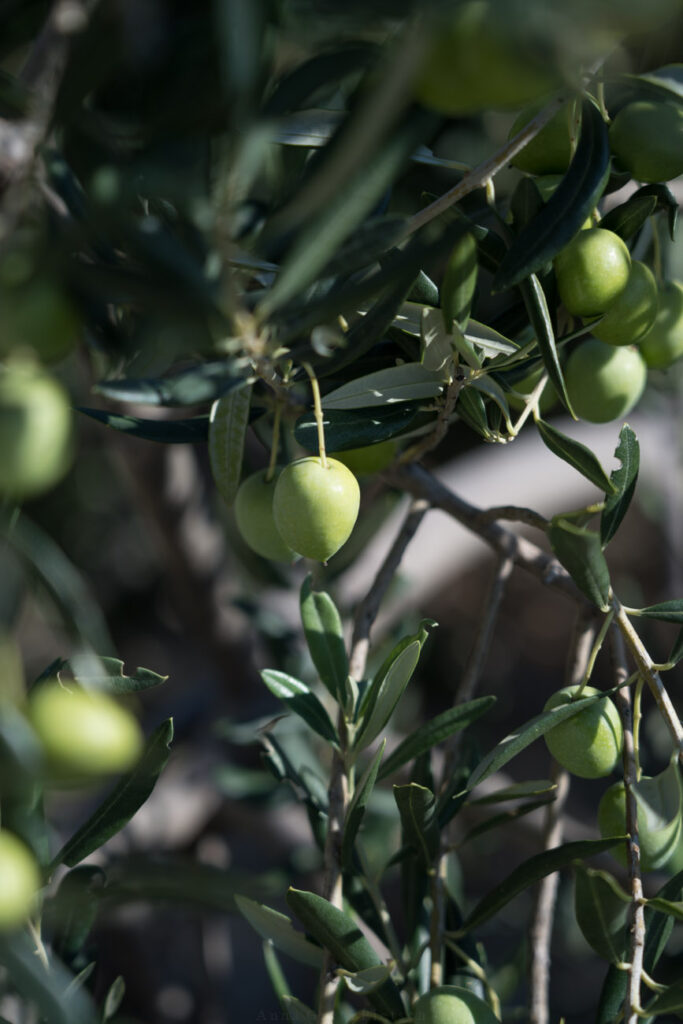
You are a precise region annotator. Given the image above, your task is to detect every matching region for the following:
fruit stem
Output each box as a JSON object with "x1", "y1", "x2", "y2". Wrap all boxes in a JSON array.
[
  {"x1": 303, "y1": 362, "x2": 328, "y2": 469},
  {"x1": 574, "y1": 609, "x2": 614, "y2": 697},
  {"x1": 265, "y1": 402, "x2": 282, "y2": 484},
  {"x1": 633, "y1": 676, "x2": 644, "y2": 782}
]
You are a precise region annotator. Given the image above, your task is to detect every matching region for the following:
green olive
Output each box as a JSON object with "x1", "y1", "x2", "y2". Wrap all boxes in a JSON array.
[
  {"x1": 564, "y1": 339, "x2": 647, "y2": 423},
  {"x1": 554, "y1": 228, "x2": 631, "y2": 318},
  {"x1": 273, "y1": 457, "x2": 360, "y2": 563},
  {"x1": 598, "y1": 773, "x2": 682, "y2": 872},
  {"x1": 413, "y1": 986, "x2": 499, "y2": 1024},
  {"x1": 510, "y1": 102, "x2": 574, "y2": 175},
  {"x1": 333, "y1": 440, "x2": 397, "y2": 476},
  {"x1": 507, "y1": 365, "x2": 558, "y2": 414},
  {"x1": 0, "y1": 829, "x2": 41, "y2": 930},
  {"x1": 29, "y1": 682, "x2": 144, "y2": 782},
  {"x1": 591, "y1": 261, "x2": 658, "y2": 346},
  {"x1": 610, "y1": 101, "x2": 683, "y2": 184},
  {"x1": 638, "y1": 281, "x2": 683, "y2": 369},
  {"x1": 414, "y1": 1, "x2": 560, "y2": 116},
  {"x1": 234, "y1": 468, "x2": 295, "y2": 562},
  {"x1": 543, "y1": 685, "x2": 623, "y2": 779},
  {"x1": 0, "y1": 280, "x2": 80, "y2": 364},
  {"x1": 0, "y1": 360, "x2": 74, "y2": 499}
]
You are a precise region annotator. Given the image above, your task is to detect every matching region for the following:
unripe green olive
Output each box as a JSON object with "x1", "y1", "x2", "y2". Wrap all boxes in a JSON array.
[
  {"x1": 598, "y1": 774, "x2": 682, "y2": 872},
  {"x1": 554, "y1": 228, "x2": 631, "y2": 318},
  {"x1": 507, "y1": 365, "x2": 558, "y2": 414},
  {"x1": 0, "y1": 360, "x2": 74, "y2": 499},
  {"x1": 413, "y1": 986, "x2": 499, "y2": 1024},
  {"x1": 334, "y1": 440, "x2": 397, "y2": 476},
  {"x1": 273, "y1": 457, "x2": 360, "y2": 563},
  {"x1": 591, "y1": 261, "x2": 658, "y2": 346},
  {"x1": 0, "y1": 280, "x2": 80, "y2": 364},
  {"x1": 564, "y1": 339, "x2": 647, "y2": 423},
  {"x1": 543, "y1": 685, "x2": 623, "y2": 779},
  {"x1": 610, "y1": 101, "x2": 683, "y2": 184},
  {"x1": 28, "y1": 682, "x2": 144, "y2": 782},
  {"x1": 510, "y1": 102, "x2": 574, "y2": 175},
  {"x1": 0, "y1": 829, "x2": 41, "y2": 930},
  {"x1": 414, "y1": 1, "x2": 560, "y2": 116},
  {"x1": 234, "y1": 469, "x2": 295, "y2": 562},
  {"x1": 638, "y1": 281, "x2": 683, "y2": 369}
]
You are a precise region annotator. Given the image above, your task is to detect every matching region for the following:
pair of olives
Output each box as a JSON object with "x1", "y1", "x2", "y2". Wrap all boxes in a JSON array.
[{"x1": 234, "y1": 457, "x2": 360, "y2": 564}]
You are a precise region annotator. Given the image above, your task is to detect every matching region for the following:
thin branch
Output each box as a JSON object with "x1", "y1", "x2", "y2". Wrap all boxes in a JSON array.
[
  {"x1": 610, "y1": 626, "x2": 645, "y2": 1024},
  {"x1": 613, "y1": 599, "x2": 683, "y2": 767},
  {"x1": 349, "y1": 498, "x2": 429, "y2": 681},
  {"x1": 441, "y1": 553, "x2": 514, "y2": 787},
  {"x1": 404, "y1": 96, "x2": 566, "y2": 236},
  {"x1": 477, "y1": 506, "x2": 549, "y2": 531},
  {"x1": 528, "y1": 608, "x2": 598, "y2": 1024},
  {"x1": 384, "y1": 463, "x2": 585, "y2": 604}
]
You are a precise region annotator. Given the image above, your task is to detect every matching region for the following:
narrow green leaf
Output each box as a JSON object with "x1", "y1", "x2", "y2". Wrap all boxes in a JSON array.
[
  {"x1": 321, "y1": 363, "x2": 444, "y2": 410},
  {"x1": 394, "y1": 783, "x2": 439, "y2": 867},
  {"x1": 294, "y1": 403, "x2": 421, "y2": 454},
  {"x1": 78, "y1": 408, "x2": 210, "y2": 443},
  {"x1": 636, "y1": 599, "x2": 683, "y2": 625},
  {"x1": 235, "y1": 896, "x2": 324, "y2": 968},
  {"x1": 54, "y1": 719, "x2": 174, "y2": 868},
  {"x1": 342, "y1": 740, "x2": 386, "y2": 869},
  {"x1": 355, "y1": 621, "x2": 435, "y2": 751},
  {"x1": 300, "y1": 576, "x2": 348, "y2": 701},
  {"x1": 68, "y1": 656, "x2": 168, "y2": 695},
  {"x1": 574, "y1": 866, "x2": 630, "y2": 963},
  {"x1": 338, "y1": 965, "x2": 393, "y2": 995},
  {"x1": 456, "y1": 387, "x2": 492, "y2": 439},
  {"x1": 264, "y1": 44, "x2": 378, "y2": 116},
  {"x1": 599, "y1": 195, "x2": 657, "y2": 241},
  {"x1": 601, "y1": 424, "x2": 640, "y2": 546},
  {"x1": 470, "y1": 779, "x2": 556, "y2": 805},
  {"x1": 261, "y1": 670, "x2": 338, "y2": 746},
  {"x1": 422, "y1": 308, "x2": 455, "y2": 377},
  {"x1": 2, "y1": 513, "x2": 113, "y2": 654},
  {"x1": 0, "y1": 932, "x2": 98, "y2": 1024},
  {"x1": 103, "y1": 976, "x2": 125, "y2": 1021},
  {"x1": 629, "y1": 63, "x2": 683, "y2": 103},
  {"x1": 459, "y1": 797, "x2": 554, "y2": 846},
  {"x1": 467, "y1": 692, "x2": 608, "y2": 790},
  {"x1": 645, "y1": 896, "x2": 683, "y2": 921},
  {"x1": 94, "y1": 362, "x2": 245, "y2": 407},
  {"x1": 377, "y1": 697, "x2": 495, "y2": 781},
  {"x1": 636, "y1": 182, "x2": 679, "y2": 240},
  {"x1": 464, "y1": 320, "x2": 518, "y2": 359},
  {"x1": 281, "y1": 996, "x2": 317, "y2": 1024},
  {"x1": 45, "y1": 866, "x2": 105, "y2": 961},
  {"x1": 209, "y1": 384, "x2": 253, "y2": 508},
  {"x1": 262, "y1": 941, "x2": 292, "y2": 1005},
  {"x1": 461, "y1": 837, "x2": 625, "y2": 934},
  {"x1": 521, "y1": 276, "x2": 572, "y2": 415},
  {"x1": 548, "y1": 518, "x2": 611, "y2": 609},
  {"x1": 643, "y1": 982, "x2": 683, "y2": 1016},
  {"x1": 286, "y1": 889, "x2": 405, "y2": 1020},
  {"x1": 667, "y1": 627, "x2": 683, "y2": 667},
  {"x1": 493, "y1": 100, "x2": 610, "y2": 292},
  {"x1": 537, "y1": 418, "x2": 615, "y2": 493},
  {"x1": 442, "y1": 232, "x2": 478, "y2": 332}
]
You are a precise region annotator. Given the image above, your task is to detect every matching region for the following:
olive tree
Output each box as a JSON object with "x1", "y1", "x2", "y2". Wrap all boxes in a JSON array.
[{"x1": 1, "y1": 1, "x2": 683, "y2": 1022}]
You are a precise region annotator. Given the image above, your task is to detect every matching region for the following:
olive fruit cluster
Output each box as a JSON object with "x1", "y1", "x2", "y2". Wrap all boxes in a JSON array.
[
  {"x1": 234, "y1": 456, "x2": 360, "y2": 564},
  {"x1": 543, "y1": 685, "x2": 623, "y2": 779}
]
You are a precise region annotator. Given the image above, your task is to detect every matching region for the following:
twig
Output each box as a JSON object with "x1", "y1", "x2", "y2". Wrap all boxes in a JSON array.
[
  {"x1": 610, "y1": 626, "x2": 645, "y2": 1024},
  {"x1": 349, "y1": 498, "x2": 429, "y2": 681},
  {"x1": 404, "y1": 96, "x2": 566, "y2": 237},
  {"x1": 477, "y1": 506, "x2": 549, "y2": 531},
  {"x1": 441, "y1": 553, "x2": 514, "y2": 785},
  {"x1": 612, "y1": 599, "x2": 683, "y2": 766},
  {"x1": 528, "y1": 608, "x2": 597, "y2": 1024},
  {"x1": 384, "y1": 463, "x2": 585, "y2": 604}
]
